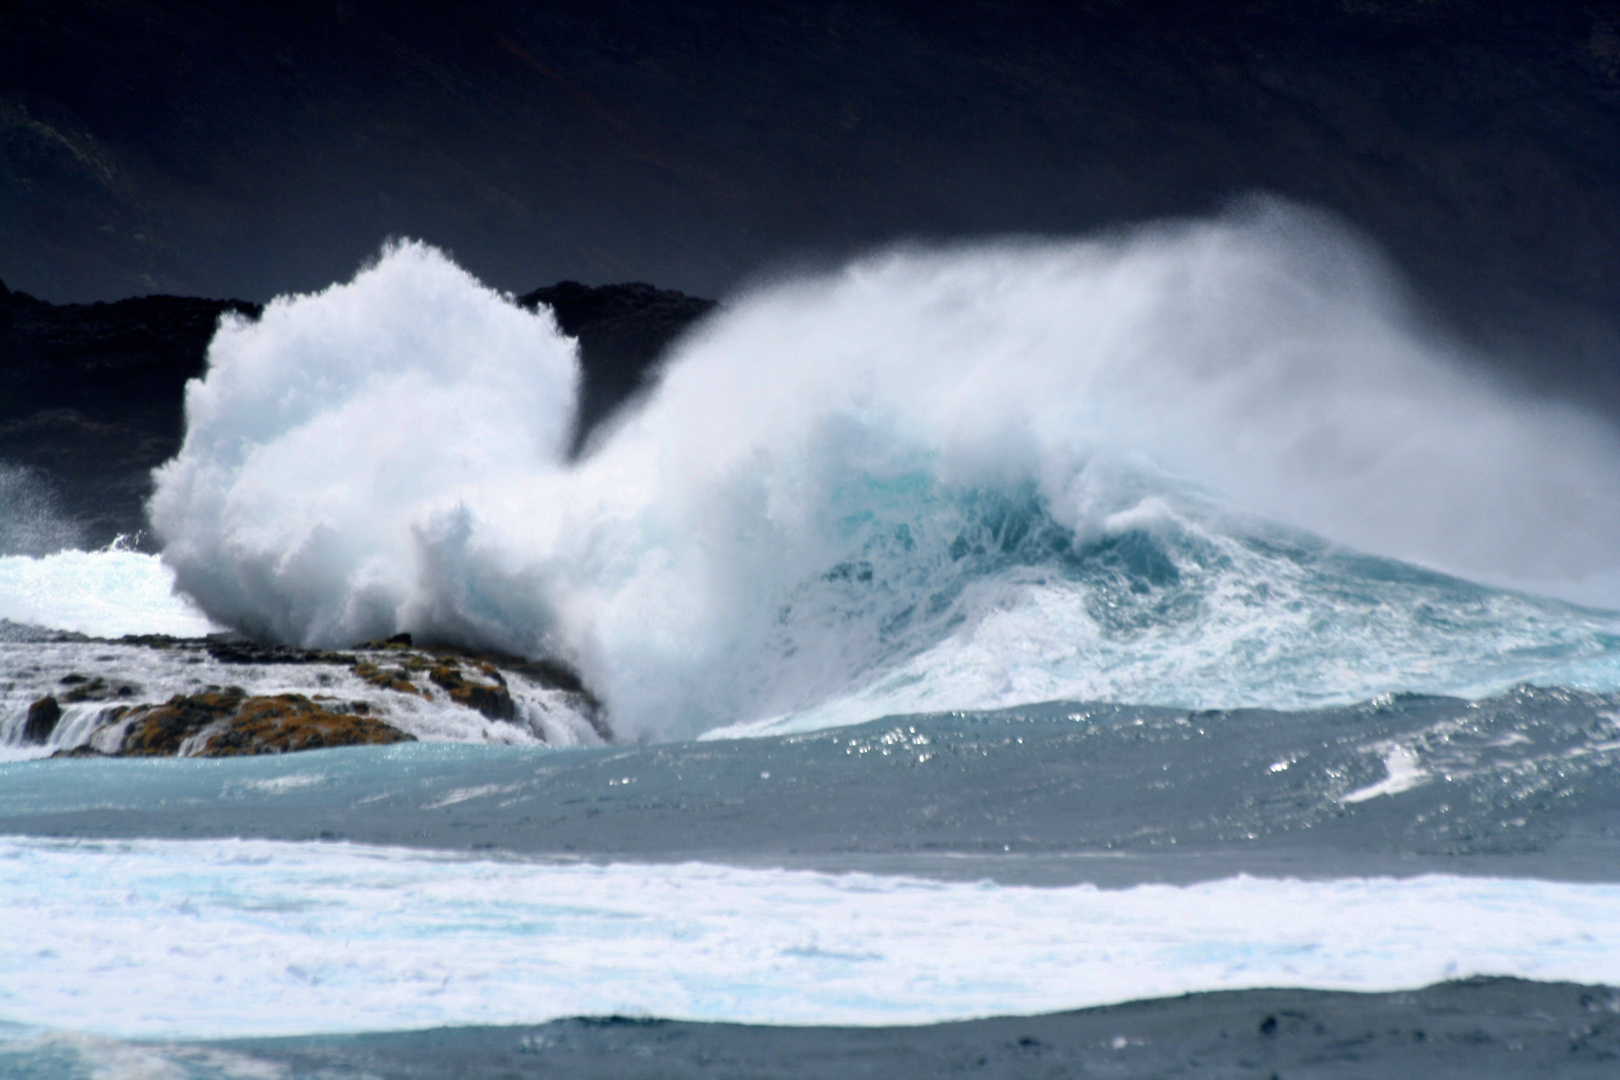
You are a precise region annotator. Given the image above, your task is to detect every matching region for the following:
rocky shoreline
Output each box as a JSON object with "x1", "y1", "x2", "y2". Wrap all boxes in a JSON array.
[
  {"x1": 4, "y1": 627, "x2": 607, "y2": 757},
  {"x1": 0, "y1": 275, "x2": 707, "y2": 758}
]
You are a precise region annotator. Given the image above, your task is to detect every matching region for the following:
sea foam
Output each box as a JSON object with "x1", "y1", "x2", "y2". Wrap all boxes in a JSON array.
[
  {"x1": 0, "y1": 548, "x2": 214, "y2": 639},
  {"x1": 148, "y1": 206, "x2": 1620, "y2": 738},
  {"x1": 2, "y1": 836, "x2": 1618, "y2": 1038}
]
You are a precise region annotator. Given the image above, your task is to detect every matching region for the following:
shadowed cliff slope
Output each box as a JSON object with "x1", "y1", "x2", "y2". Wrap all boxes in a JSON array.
[
  {"x1": 2, "y1": 1, "x2": 1618, "y2": 406},
  {"x1": 0, "y1": 279, "x2": 714, "y2": 550}
]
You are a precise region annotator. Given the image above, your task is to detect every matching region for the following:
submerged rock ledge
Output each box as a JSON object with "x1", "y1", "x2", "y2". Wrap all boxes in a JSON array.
[{"x1": 5, "y1": 630, "x2": 607, "y2": 757}]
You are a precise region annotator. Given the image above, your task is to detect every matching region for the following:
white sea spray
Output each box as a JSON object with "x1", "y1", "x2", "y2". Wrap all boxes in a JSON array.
[
  {"x1": 145, "y1": 206, "x2": 1620, "y2": 738},
  {"x1": 0, "y1": 464, "x2": 84, "y2": 557}
]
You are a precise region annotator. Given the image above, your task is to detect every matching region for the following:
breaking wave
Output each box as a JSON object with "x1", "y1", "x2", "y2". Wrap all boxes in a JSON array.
[{"x1": 147, "y1": 208, "x2": 1620, "y2": 738}]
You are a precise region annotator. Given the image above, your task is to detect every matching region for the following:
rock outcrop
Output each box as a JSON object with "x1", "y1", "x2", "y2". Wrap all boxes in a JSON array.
[
  {"x1": 103, "y1": 687, "x2": 414, "y2": 757},
  {"x1": 519, "y1": 281, "x2": 717, "y2": 454},
  {"x1": 5, "y1": 1, "x2": 1620, "y2": 408},
  {"x1": 428, "y1": 662, "x2": 516, "y2": 722},
  {"x1": 57, "y1": 674, "x2": 138, "y2": 702},
  {"x1": 11, "y1": 633, "x2": 607, "y2": 757},
  {"x1": 22, "y1": 696, "x2": 61, "y2": 743}
]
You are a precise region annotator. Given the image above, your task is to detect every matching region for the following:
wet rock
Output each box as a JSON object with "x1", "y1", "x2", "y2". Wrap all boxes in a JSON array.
[
  {"x1": 204, "y1": 639, "x2": 354, "y2": 665},
  {"x1": 50, "y1": 744, "x2": 105, "y2": 758},
  {"x1": 352, "y1": 661, "x2": 425, "y2": 696},
  {"x1": 351, "y1": 640, "x2": 606, "y2": 736},
  {"x1": 199, "y1": 694, "x2": 415, "y2": 756},
  {"x1": 59, "y1": 675, "x2": 138, "y2": 702},
  {"x1": 429, "y1": 662, "x2": 516, "y2": 722},
  {"x1": 422, "y1": 644, "x2": 606, "y2": 738},
  {"x1": 111, "y1": 686, "x2": 244, "y2": 755},
  {"x1": 354, "y1": 632, "x2": 417, "y2": 651},
  {"x1": 115, "y1": 634, "x2": 188, "y2": 648},
  {"x1": 502, "y1": 655, "x2": 589, "y2": 696},
  {"x1": 111, "y1": 687, "x2": 414, "y2": 757},
  {"x1": 22, "y1": 696, "x2": 62, "y2": 743},
  {"x1": 18, "y1": 634, "x2": 609, "y2": 755}
]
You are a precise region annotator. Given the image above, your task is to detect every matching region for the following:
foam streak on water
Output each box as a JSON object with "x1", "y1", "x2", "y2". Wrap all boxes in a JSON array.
[{"x1": 0, "y1": 836, "x2": 1615, "y2": 1039}]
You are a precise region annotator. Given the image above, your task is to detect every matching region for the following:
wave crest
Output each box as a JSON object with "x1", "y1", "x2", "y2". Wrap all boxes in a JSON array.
[{"x1": 150, "y1": 207, "x2": 1620, "y2": 737}]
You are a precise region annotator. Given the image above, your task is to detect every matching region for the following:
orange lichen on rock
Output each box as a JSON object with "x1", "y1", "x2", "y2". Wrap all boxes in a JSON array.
[
  {"x1": 107, "y1": 687, "x2": 413, "y2": 757},
  {"x1": 203, "y1": 694, "x2": 413, "y2": 756},
  {"x1": 113, "y1": 687, "x2": 242, "y2": 756},
  {"x1": 428, "y1": 661, "x2": 516, "y2": 721},
  {"x1": 351, "y1": 661, "x2": 425, "y2": 696}
]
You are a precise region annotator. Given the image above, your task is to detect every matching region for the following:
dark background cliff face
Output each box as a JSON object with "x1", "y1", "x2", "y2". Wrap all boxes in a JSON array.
[{"x1": 2, "y1": 0, "x2": 1619, "y2": 397}]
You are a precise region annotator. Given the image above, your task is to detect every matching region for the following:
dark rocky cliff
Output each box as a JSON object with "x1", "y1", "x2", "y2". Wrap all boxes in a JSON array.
[
  {"x1": 2, "y1": 1, "x2": 1618, "y2": 408},
  {"x1": 0, "y1": 287, "x2": 259, "y2": 550},
  {"x1": 0, "y1": 280, "x2": 714, "y2": 550},
  {"x1": 519, "y1": 281, "x2": 717, "y2": 450}
]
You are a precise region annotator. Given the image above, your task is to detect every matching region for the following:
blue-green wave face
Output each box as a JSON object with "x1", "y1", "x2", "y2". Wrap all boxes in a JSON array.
[
  {"x1": 687, "y1": 470, "x2": 1620, "y2": 739},
  {"x1": 130, "y1": 206, "x2": 1620, "y2": 739}
]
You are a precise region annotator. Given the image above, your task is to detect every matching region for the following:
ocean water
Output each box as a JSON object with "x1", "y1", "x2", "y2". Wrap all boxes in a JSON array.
[{"x1": 4, "y1": 204, "x2": 1620, "y2": 1077}]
